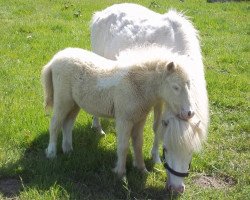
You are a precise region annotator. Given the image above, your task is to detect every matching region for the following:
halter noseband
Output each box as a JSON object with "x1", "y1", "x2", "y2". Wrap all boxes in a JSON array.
[{"x1": 162, "y1": 147, "x2": 190, "y2": 178}]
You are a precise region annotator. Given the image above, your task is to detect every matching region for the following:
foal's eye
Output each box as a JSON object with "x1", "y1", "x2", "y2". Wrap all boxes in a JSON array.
[
  {"x1": 162, "y1": 120, "x2": 169, "y2": 127},
  {"x1": 173, "y1": 85, "x2": 180, "y2": 91}
]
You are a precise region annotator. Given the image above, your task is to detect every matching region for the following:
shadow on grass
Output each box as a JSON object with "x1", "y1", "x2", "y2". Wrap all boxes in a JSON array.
[{"x1": 0, "y1": 120, "x2": 176, "y2": 199}]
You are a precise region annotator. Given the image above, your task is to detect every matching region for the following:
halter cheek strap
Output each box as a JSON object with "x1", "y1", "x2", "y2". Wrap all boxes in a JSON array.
[{"x1": 162, "y1": 148, "x2": 190, "y2": 178}]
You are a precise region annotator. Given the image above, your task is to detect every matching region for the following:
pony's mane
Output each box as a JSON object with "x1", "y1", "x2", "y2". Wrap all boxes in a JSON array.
[
  {"x1": 152, "y1": 11, "x2": 208, "y2": 153},
  {"x1": 165, "y1": 9, "x2": 202, "y2": 63},
  {"x1": 116, "y1": 45, "x2": 192, "y2": 72},
  {"x1": 117, "y1": 45, "x2": 174, "y2": 64},
  {"x1": 161, "y1": 109, "x2": 208, "y2": 153}
]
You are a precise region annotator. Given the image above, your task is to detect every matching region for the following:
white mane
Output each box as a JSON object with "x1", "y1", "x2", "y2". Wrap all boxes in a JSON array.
[
  {"x1": 116, "y1": 45, "x2": 192, "y2": 71},
  {"x1": 117, "y1": 45, "x2": 174, "y2": 64},
  {"x1": 165, "y1": 9, "x2": 202, "y2": 62},
  {"x1": 162, "y1": 109, "x2": 208, "y2": 153}
]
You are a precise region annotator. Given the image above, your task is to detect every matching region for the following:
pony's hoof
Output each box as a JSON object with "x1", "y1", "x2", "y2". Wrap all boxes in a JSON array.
[
  {"x1": 152, "y1": 153, "x2": 162, "y2": 164},
  {"x1": 91, "y1": 126, "x2": 106, "y2": 135}
]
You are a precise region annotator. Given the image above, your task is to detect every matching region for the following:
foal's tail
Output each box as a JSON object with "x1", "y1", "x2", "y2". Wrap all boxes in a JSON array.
[{"x1": 41, "y1": 62, "x2": 53, "y2": 111}]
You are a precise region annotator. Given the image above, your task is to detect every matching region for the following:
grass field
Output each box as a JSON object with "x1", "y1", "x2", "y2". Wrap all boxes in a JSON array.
[{"x1": 0, "y1": 0, "x2": 249, "y2": 199}]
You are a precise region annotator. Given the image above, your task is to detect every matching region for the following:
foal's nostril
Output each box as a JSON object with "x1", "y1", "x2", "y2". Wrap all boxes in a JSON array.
[{"x1": 188, "y1": 111, "x2": 194, "y2": 118}]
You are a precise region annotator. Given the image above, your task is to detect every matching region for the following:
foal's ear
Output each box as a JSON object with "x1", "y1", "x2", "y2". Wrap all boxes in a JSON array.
[{"x1": 167, "y1": 62, "x2": 176, "y2": 73}]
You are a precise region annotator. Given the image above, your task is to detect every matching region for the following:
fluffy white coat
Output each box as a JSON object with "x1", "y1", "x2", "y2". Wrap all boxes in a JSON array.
[
  {"x1": 42, "y1": 46, "x2": 195, "y2": 177},
  {"x1": 90, "y1": 3, "x2": 209, "y2": 193}
]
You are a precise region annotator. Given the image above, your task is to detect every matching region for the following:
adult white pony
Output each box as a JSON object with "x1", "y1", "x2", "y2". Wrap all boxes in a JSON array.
[
  {"x1": 91, "y1": 3, "x2": 209, "y2": 193},
  {"x1": 42, "y1": 46, "x2": 195, "y2": 178}
]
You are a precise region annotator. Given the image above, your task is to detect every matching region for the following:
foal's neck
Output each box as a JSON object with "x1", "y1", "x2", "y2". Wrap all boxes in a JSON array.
[{"x1": 127, "y1": 64, "x2": 165, "y2": 101}]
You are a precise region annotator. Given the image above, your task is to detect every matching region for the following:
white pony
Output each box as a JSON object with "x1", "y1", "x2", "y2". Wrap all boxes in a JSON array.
[
  {"x1": 41, "y1": 46, "x2": 195, "y2": 178},
  {"x1": 91, "y1": 3, "x2": 209, "y2": 193}
]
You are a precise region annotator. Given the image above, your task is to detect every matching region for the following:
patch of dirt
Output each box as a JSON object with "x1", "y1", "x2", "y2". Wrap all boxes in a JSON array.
[
  {"x1": 0, "y1": 177, "x2": 22, "y2": 197},
  {"x1": 193, "y1": 174, "x2": 236, "y2": 189}
]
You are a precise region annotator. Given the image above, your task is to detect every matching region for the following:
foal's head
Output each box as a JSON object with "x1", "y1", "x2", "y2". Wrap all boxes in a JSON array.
[{"x1": 160, "y1": 60, "x2": 194, "y2": 120}]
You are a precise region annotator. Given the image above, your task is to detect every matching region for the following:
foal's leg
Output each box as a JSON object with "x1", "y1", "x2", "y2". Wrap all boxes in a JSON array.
[
  {"x1": 46, "y1": 89, "x2": 75, "y2": 158},
  {"x1": 131, "y1": 117, "x2": 147, "y2": 173},
  {"x1": 46, "y1": 114, "x2": 61, "y2": 158},
  {"x1": 151, "y1": 102, "x2": 163, "y2": 163},
  {"x1": 91, "y1": 116, "x2": 105, "y2": 135},
  {"x1": 46, "y1": 106, "x2": 72, "y2": 158},
  {"x1": 113, "y1": 119, "x2": 133, "y2": 177},
  {"x1": 62, "y1": 105, "x2": 80, "y2": 154}
]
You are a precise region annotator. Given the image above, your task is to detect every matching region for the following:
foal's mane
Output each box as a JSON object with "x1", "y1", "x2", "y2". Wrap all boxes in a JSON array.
[{"x1": 116, "y1": 45, "x2": 195, "y2": 87}]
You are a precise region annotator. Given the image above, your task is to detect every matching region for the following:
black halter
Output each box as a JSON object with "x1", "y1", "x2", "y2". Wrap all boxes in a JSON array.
[{"x1": 162, "y1": 147, "x2": 190, "y2": 178}]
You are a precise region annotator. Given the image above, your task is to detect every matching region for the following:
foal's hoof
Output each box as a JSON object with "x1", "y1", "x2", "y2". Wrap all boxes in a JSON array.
[
  {"x1": 112, "y1": 167, "x2": 126, "y2": 178},
  {"x1": 99, "y1": 129, "x2": 106, "y2": 135},
  {"x1": 136, "y1": 167, "x2": 149, "y2": 174},
  {"x1": 62, "y1": 143, "x2": 73, "y2": 154},
  {"x1": 142, "y1": 167, "x2": 149, "y2": 174},
  {"x1": 46, "y1": 143, "x2": 57, "y2": 158},
  {"x1": 45, "y1": 148, "x2": 56, "y2": 159}
]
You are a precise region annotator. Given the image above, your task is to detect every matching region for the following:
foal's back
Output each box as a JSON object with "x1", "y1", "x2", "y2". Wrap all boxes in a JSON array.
[
  {"x1": 51, "y1": 48, "x2": 116, "y2": 72},
  {"x1": 49, "y1": 48, "x2": 118, "y2": 118}
]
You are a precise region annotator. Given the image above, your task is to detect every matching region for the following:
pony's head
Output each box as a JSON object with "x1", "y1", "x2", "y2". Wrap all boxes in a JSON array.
[
  {"x1": 160, "y1": 110, "x2": 207, "y2": 194},
  {"x1": 160, "y1": 60, "x2": 194, "y2": 120}
]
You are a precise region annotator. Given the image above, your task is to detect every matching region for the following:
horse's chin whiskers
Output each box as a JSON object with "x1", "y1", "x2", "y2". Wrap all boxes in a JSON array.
[
  {"x1": 195, "y1": 120, "x2": 201, "y2": 128},
  {"x1": 176, "y1": 114, "x2": 189, "y2": 121}
]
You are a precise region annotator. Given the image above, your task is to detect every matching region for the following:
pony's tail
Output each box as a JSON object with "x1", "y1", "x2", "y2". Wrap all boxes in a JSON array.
[{"x1": 41, "y1": 63, "x2": 53, "y2": 112}]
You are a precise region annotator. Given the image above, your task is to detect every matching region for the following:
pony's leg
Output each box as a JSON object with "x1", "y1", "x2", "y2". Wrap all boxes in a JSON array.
[
  {"x1": 113, "y1": 119, "x2": 133, "y2": 177},
  {"x1": 131, "y1": 117, "x2": 147, "y2": 173},
  {"x1": 62, "y1": 105, "x2": 80, "y2": 154},
  {"x1": 151, "y1": 102, "x2": 163, "y2": 163},
  {"x1": 91, "y1": 116, "x2": 105, "y2": 135}
]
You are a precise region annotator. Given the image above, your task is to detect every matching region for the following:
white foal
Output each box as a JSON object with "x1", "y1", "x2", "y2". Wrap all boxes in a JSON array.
[{"x1": 42, "y1": 46, "x2": 195, "y2": 177}]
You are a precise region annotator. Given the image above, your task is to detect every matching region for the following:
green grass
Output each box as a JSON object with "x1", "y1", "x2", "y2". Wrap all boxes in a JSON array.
[{"x1": 0, "y1": 0, "x2": 249, "y2": 199}]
